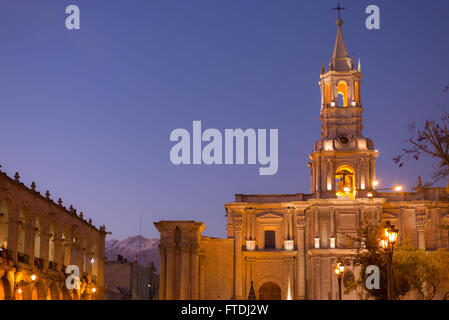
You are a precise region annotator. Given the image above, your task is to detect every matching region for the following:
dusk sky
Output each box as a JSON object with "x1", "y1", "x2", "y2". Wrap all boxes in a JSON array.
[{"x1": 0, "y1": 0, "x2": 448, "y2": 240}]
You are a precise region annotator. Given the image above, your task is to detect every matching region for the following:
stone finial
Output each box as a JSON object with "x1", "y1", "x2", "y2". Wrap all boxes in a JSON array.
[
  {"x1": 45, "y1": 190, "x2": 51, "y2": 200},
  {"x1": 69, "y1": 205, "x2": 75, "y2": 213},
  {"x1": 79, "y1": 212, "x2": 84, "y2": 219},
  {"x1": 58, "y1": 198, "x2": 63, "y2": 206},
  {"x1": 31, "y1": 182, "x2": 37, "y2": 191},
  {"x1": 88, "y1": 218, "x2": 92, "y2": 225},
  {"x1": 14, "y1": 172, "x2": 20, "y2": 182}
]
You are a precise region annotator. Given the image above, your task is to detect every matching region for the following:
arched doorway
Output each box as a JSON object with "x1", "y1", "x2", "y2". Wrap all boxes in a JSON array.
[{"x1": 258, "y1": 282, "x2": 282, "y2": 300}]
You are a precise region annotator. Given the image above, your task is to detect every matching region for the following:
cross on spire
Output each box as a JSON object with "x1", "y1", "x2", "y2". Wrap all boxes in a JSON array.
[{"x1": 333, "y1": 2, "x2": 345, "y2": 20}]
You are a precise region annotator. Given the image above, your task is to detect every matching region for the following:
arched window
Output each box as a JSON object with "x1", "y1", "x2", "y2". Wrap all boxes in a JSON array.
[
  {"x1": 336, "y1": 165, "x2": 356, "y2": 199},
  {"x1": 354, "y1": 81, "x2": 360, "y2": 104},
  {"x1": 17, "y1": 211, "x2": 26, "y2": 255},
  {"x1": 48, "y1": 224, "x2": 55, "y2": 263},
  {"x1": 91, "y1": 243, "x2": 98, "y2": 278},
  {"x1": 34, "y1": 218, "x2": 41, "y2": 259},
  {"x1": 325, "y1": 83, "x2": 331, "y2": 105},
  {"x1": 72, "y1": 237, "x2": 76, "y2": 265},
  {"x1": 337, "y1": 81, "x2": 348, "y2": 107},
  {"x1": 82, "y1": 242, "x2": 87, "y2": 273},
  {"x1": 61, "y1": 232, "x2": 67, "y2": 266}
]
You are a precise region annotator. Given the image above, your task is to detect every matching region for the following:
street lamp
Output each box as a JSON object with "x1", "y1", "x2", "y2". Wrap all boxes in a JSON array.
[
  {"x1": 334, "y1": 262, "x2": 345, "y2": 300},
  {"x1": 380, "y1": 221, "x2": 398, "y2": 300},
  {"x1": 14, "y1": 274, "x2": 37, "y2": 300}
]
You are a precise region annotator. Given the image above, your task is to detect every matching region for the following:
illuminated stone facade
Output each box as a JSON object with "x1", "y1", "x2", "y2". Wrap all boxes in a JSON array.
[
  {"x1": 0, "y1": 169, "x2": 107, "y2": 300},
  {"x1": 155, "y1": 18, "x2": 449, "y2": 300}
]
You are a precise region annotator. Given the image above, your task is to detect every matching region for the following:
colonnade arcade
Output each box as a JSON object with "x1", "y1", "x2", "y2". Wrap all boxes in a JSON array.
[{"x1": 0, "y1": 194, "x2": 101, "y2": 300}]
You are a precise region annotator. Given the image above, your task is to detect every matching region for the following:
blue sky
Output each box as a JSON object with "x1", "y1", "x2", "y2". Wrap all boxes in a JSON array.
[{"x1": 0, "y1": 0, "x2": 448, "y2": 240}]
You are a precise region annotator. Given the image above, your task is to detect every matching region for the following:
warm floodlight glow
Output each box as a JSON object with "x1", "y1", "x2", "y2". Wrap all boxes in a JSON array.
[
  {"x1": 334, "y1": 262, "x2": 344, "y2": 275},
  {"x1": 394, "y1": 186, "x2": 403, "y2": 192},
  {"x1": 90, "y1": 258, "x2": 95, "y2": 264},
  {"x1": 351, "y1": 101, "x2": 356, "y2": 106},
  {"x1": 18, "y1": 288, "x2": 22, "y2": 294},
  {"x1": 330, "y1": 101, "x2": 336, "y2": 107},
  {"x1": 343, "y1": 187, "x2": 350, "y2": 192},
  {"x1": 92, "y1": 287, "x2": 97, "y2": 293},
  {"x1": 367, "y1": 192, "x2": 373, "y2": 198},
  {"x1": 372, "y1": 180, "x2": 379, "y2": 188},
  {"x1": 31, "y1": 274, "x2": 37, "y2": 281}
]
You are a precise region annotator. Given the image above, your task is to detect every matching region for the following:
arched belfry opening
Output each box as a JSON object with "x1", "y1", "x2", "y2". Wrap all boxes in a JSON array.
[
  {"x1": 337, "y1": 81, "x2": 348, "y2": 107},
  {"x1": 335, "y1": 165, "x2": 356, "y2": 199}
]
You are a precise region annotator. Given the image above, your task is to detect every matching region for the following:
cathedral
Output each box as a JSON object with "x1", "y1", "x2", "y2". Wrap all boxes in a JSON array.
[{"x1": 155, "y1": 16, "x2": 449, "y2": 300}]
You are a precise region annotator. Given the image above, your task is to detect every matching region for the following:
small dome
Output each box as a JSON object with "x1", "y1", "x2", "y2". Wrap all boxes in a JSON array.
[{"x1": 336, "y1": 19, "x2": 343, "y2": 27}]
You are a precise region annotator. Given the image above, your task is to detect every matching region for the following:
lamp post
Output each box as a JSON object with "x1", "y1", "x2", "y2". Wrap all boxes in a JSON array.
[
  {"x1": 14, "y1": 274, "x2": 37, "y2": 300},
  {"x1": 334, "y1": 262, "x2": 345, "y2": 300},
  {"x1": 380, "y1": 221, "x2": 398, "y2": 300}
]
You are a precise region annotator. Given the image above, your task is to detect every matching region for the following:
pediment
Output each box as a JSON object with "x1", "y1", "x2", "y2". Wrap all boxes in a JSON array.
[
  {"x1": 256, "y1": 211, "x2": 283, "y2": 220},
  {"x1": 381, "y1": 212, "x2": 398, "y2": 219}
]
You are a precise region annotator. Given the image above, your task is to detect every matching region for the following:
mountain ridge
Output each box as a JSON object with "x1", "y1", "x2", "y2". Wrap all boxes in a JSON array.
[{"x1": 105, "y1": 235, "x2": 160, "y2": 272}]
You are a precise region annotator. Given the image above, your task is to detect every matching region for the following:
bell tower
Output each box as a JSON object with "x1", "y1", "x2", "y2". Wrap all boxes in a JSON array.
[{"x1": 309, "y1": 13, "x2": 378, "y2": 199}]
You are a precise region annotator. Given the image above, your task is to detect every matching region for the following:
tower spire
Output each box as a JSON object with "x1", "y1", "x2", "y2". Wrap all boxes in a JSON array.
[{"x1": 329, "y1": 3, "x2": 351, "y2": 72}]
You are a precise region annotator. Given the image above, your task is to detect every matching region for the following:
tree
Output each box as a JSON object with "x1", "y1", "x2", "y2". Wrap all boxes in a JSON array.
[
  {"x1": 345, "y1": 223, "x2": 411, "y2": 300},
  {"x1": 393, "y1": 89, "x2": 449, "y2": 186},
  {"x1": 345, "y1": 223, "x2": 449, "y2": 300}
]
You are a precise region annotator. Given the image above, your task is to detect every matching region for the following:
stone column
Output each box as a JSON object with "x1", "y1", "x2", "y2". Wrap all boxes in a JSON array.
[
  {"x1": 330, "y1": 158, "x2": 335, "y2": 191},
  {"x1": 179, "y1": 243, "x2": 190, "y2": 300},
  {"x1": 25, "y1": 225, "x2": 36, "y2": 261},
  {"x1": 165, "y1": 244, "x2": 176, "y2": 300},
  {"x1": 365, "y1": 158, "x2": 370, "y2": 190},
  {"x1": 85, "y1": 252, "x2": 93, "y2": 275},
  {"x1": 233, "y1": 221, "x2": 244, "y2": 299},
  {"x1": 190, "y1": 245, "x2": 199, "y2": 300},
  {"x1": 416, "y1": 215, "x2": 427, "y2": 250},
  {"x1": 39, "y1": 232, "x2": 51, "y2": 269},
  {"x1": 310, "y1": 164, "x2": 315, "y2": 193},
  {"x1": 251, "y1": 211, "x2": 256, "y2": 240},
  {"x1": 63, "y1": 242, "x2": 73, "y2": 267},
  {"x1": 74, "y1": 244, "x2": 84, "y2": 273},
  {"x1": 296, "y1": 219, "x2": 306, "y2": 299},
  {"x1": 97, "y1": 256, "x2": 106, "y2": 287},
  {"x1": 53, "y1": 238, "x2": 64, "y2": 269}
]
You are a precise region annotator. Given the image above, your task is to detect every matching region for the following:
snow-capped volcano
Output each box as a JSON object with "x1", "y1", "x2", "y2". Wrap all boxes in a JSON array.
[{"x1": 105, "y1": 235, "x2": 160, "y2": 272}]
